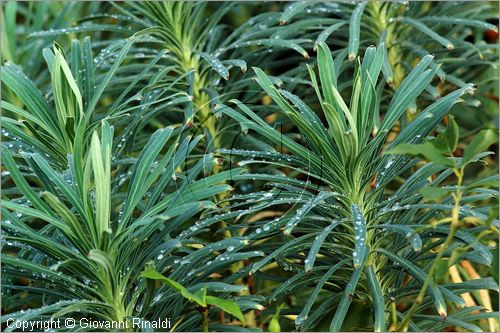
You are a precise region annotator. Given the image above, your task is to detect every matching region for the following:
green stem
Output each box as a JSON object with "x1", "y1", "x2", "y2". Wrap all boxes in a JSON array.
[
  {"x1": 398, "y1": 168, "x2": 464, "y2": 331},
  {"x1": 390, "y1": 300, "x2": 398, "y2": 331},
  {"x1": 202, "y1": 307, "x2": 209, "y2": 332},
  {"x1": 195, "y1": 93, "x2": 220, "y2": 152},
  {"x1": 369, "y1": 1, "x2": 405, "y2": 89}
]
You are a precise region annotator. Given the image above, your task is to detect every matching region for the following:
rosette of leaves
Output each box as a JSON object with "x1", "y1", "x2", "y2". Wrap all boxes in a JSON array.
[
  {"x1": 38, "y1": 2, "x2": 341, "y2": 152},
  {"x1": 0, "y1": 1, "x2": 103, "y2": 83},
  {"x1": 0, "y1": 119, "x2": 255, "y2": 330},
  {"x1": 1, "y1": 44, "x2": 253, "y2": 331},
  {"x1": 14, "y1": 2, "x2": 498, "y2": 148},
  {"x1": 277, "y1": 1, "x2": 498, "y2": 137},
  {"x1": 0, "y1": 37, "x2": 194, "y2": 170},
  {"x1": 215, "y1": 42, "x2": 499, "y2": 331},
  {"x1": 278, "y1": 1, "x2": 497, "y2": 88}
]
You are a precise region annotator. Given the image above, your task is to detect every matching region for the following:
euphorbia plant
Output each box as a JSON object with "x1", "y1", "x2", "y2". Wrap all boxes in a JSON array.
[
  {"x1": 212, "y1": 42, "x2": 498, "y2": 331},
  {"x1": 1, "y1": 2, "x2": 497, "y2": 332},
  {"x1": 0, "y1": 44, "x2": 250, "y2": 331}
]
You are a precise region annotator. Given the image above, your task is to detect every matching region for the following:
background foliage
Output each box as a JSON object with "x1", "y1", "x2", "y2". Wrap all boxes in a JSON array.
[{"x1": 1, "y1": 1, "x2": 499, "y2": 332}]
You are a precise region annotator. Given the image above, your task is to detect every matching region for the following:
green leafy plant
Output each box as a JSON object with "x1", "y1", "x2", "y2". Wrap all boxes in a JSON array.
[
  {"x1": 37, "y1": 2, "x2": 327, "y2": 153},
  {"x1": 1, "y1": 41, "x2": 247, "y2": 331},
  {"x1": 276, "y1": 1, "x2": 499, "y2": 139},
  {"x1": 141, "y1": 268, "x2": 245, "y2": 332},
  {"x1": 1, "y1": 2, "x2": 498, "y2": 332},
  {"x1": 1, "y1": 119, "x2": 243, "y2": 328},
  {"x1": 216, "y1": 42, "x2": 498, "y2": 331},
  {"x1": 0, "y1": 2, "x2": 103, "y2": 78}
]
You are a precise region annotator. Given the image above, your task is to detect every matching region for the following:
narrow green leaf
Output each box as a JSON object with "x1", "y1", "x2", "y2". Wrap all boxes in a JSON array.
[
  {"x1": 399, "y1": 17, "x2": 454, "y2": 50},
  {"x1": 223, "y1": 59, "x2": 247, "y2": 73},
  {"x1": 86, "y1": 38, "x2": 134, "y2": 113},
  {"x1": 351, "y1": 204, "x2": 367, "y2": 268},
  {"x1": 329, "y1": 265, "x2": 364, "y2": 331},
  {"x1": 122, "y1": 127, "x2": 173, "y2": 224},
  {"x1": 206, "y1": 296, "x2": 245, "y2": 323},
  {"x1": 232, "y1": 39, "x2": 309, "y2": 58},
  {"x1": 461, "y1": 129, "x2": 498, "y2": 167},
  {"x1": 378, "y1": 30, "x2": 393, "y2": 85},
  {"x1": 199, "y1": 52, "x2": 229, "y2": 80},
  {"x1": 284, "y1": 192, "x2": 333, "y2": 235},
  {"x1": 378, "y1": 225, "x2": 423, "y2": 253},
  {"x1": 305, "y1": 219, "x2": 343, "y2": 272},
  {"x1": 29, "y1": 24, "x2": 133, "y2": 38},
  {"x1": 378, "y1": 249, "x2": 447, "y2": 318},
  {"x1": 140, "y1": 268, "x2": 206, "y2": 306},
  {"x1": 82, "y1": 36, "x2": 94, "y2": 109},
  {"x1": 41, "y1": 191, "x2": 91, "y2": 250},
  {"x1": 89, "y1": 122, "x2": 113, "y2": 236},
  {"x1": 348, "y1": 2, "x2": 367, "y2": 61},
  {"x1": 88, "y1": 249, "x2": 114, "y2": 276},
  {"x1": 366, "y1": 265, "x2": 386, "y2": 332},
  {"x1": 279, "y1": 1, "x2": 311, "y2": 24},
  {"x1": 296, "y1": 260, "x2": 347, "y2": 327},
  {"x1": 1, "y1": 147, "x2": 53, "y2": 215},
  {"x1": 420, "y1": 16, "x2": 498, "y2": 31},
  {"x1": 316, "y1": 41, "x2": 338, "y2": 94},
  {"x1": 315, "y1": 22, "x2": 345, "y2": 49},
  {"x1": 2, "y1": 62, "x2": 59, "y2": 132},
  {"x1": 420, "y1": 186, "x2": 453, "y2": 202},
  {"x1": 387, "y1": 142, "x2": 454, "y2": 167}
]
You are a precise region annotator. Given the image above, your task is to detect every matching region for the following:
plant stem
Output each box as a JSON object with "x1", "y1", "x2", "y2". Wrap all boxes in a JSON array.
[
  {"x1": 398, "y1": 167, "x2": 464, "y2": 331},
  {"x1": 202, "y1": 307, "x2": 209, "y2": 332},
  {"x1": 369, "y1": 1, "x2": 405, "y2": 89},
  {"x1": 389, "y1": 300, "x2": 398, "y2": 332}
]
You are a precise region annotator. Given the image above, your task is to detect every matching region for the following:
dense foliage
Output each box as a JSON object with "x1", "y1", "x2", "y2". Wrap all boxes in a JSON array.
[{"x1": 1, "y1": 1, "x2": 499, "y2": 332}]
